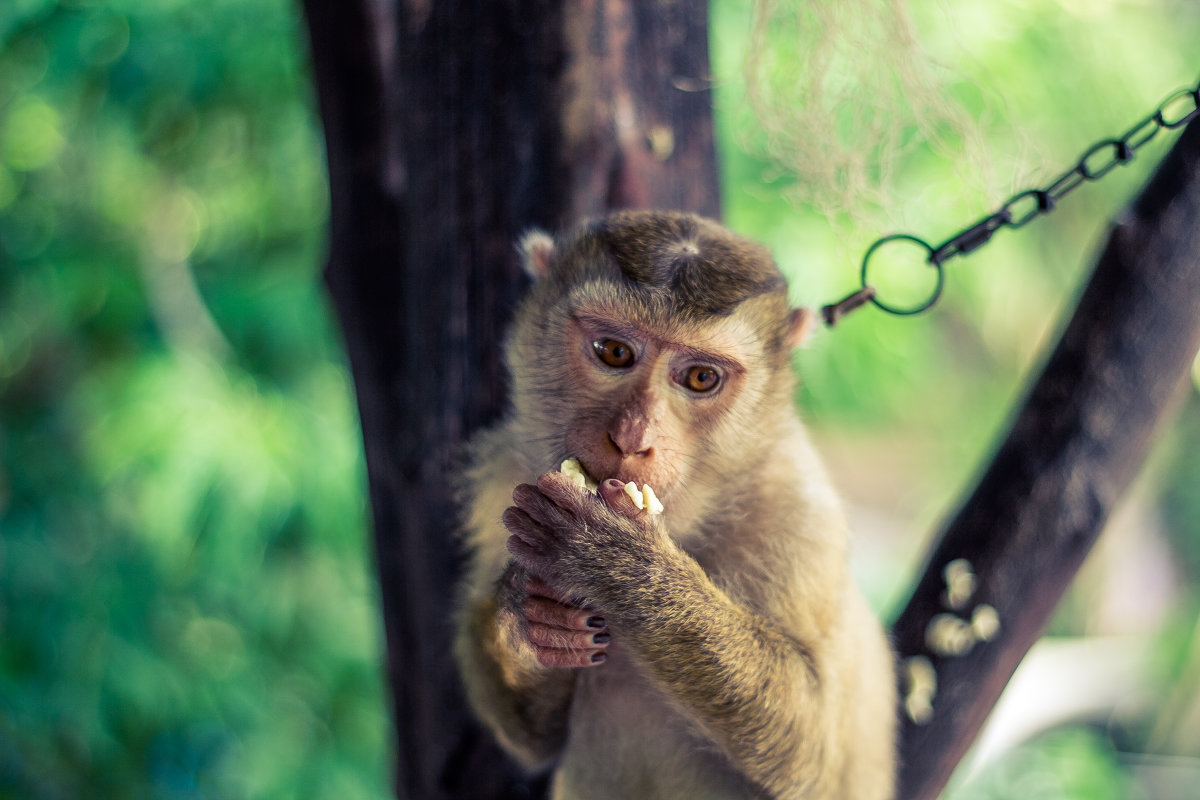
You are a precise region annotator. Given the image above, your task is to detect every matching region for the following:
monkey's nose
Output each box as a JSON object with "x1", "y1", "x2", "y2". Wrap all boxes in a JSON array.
[{"x1": 607, "y1": 431, "x2": 653, "y2": 459}]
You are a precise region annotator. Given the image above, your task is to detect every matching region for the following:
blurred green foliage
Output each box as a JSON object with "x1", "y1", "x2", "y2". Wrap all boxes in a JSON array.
[
  {"x1": 0, "y1": 0, "x2": 385, "y2": 798},
  {"x1": 1, "y1": 0, "x2": 1198, "y2": 797}
]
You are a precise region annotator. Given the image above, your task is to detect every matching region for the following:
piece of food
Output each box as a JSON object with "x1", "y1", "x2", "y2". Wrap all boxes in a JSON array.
[
  {"x1": 561, "y1": 458, "x2": 663, "y2": 515},
  {"x1": 623, "y1": 481, "x2": 644, "y2": 509},
  {"x1": 622, "y1": 481, "x2": 664, "y2": 515},
  {"x1": 641, "y1": 483, "x2": 664, "y2": 515},
  {"x1": 560, "y1": 458, "x2": 599, "y2": 491}
]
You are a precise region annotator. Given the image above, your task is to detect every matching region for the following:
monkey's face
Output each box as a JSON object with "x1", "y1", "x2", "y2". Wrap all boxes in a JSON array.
[
  {"x1": 560, "y1": 300, "x2": 759, "y2": 495},
  {"x1": 509, "y1": 287, "x2": 796, "y2": 532},
  {"x1": 507, "y1": 212, "x2": 808, "y2": 531}
]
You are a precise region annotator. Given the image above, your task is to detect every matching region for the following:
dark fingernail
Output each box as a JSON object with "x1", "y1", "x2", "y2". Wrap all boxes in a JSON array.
[
  {"x1": 586, "y1": 616, "x2": 606, "y2": 629},
  {"x1": 592, "y1": 632, "x2": 611, "y2": 645},
  {"x1": 590, "y1": 652, "x2": 607, "y2": 664}
]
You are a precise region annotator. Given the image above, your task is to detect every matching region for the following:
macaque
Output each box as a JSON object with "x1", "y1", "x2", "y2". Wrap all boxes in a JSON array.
[{"x1": 454, "y1": 210, "x2": 896, "y2": 799}]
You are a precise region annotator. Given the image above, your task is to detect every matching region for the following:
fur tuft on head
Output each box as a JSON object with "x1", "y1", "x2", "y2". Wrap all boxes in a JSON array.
[{"x1": 518, "y1": 229, "x2": 556, "y2": 280}]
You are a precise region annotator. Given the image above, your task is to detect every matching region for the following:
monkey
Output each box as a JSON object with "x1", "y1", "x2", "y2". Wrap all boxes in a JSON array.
[{"x1": 454, "y1": 210, "x2": 896, "y2": 800}]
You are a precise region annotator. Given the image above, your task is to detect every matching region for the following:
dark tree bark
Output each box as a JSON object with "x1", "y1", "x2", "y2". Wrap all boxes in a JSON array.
[
  {"x1": 891, "y1": 120, "x2": 1200, "y2": 800},
  {"x1": 299, "y1": 2, "x2": 718, "y2": 797}
]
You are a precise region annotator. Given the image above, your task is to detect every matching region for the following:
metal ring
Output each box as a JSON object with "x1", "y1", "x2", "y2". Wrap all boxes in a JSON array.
[
  {"x1": 860, "y1": 234, "x2": 945, "y2": 316},
  {"x1": 1159, "y1": 87, "x2": 1200, "y2": 129}
]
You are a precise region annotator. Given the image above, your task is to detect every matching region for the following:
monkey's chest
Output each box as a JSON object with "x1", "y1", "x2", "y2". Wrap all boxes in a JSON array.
[{"x1": 551, "y1": 648, "x2": 758, "y2": 800}]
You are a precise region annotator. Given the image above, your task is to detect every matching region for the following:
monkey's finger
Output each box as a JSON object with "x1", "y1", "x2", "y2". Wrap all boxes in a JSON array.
[
  {"x1": 526, "y1": 621, "x2": 611, "y2": 652},
  {"x1": 512, "y1": 482, "x2": 577, "y2": 529},
  {"x1": 503, "y1": 508, "x2": 557, "y2": 568},
  {"x1": 597, "y1": 478, "x2": 645, "y2": 520},
  {"x1": 535, "y1": 471, "x2": 593, "y2": 514},
  {"x1": 506, "y1": 534, "x2": 555, "y2": 575},
  {"x1": 532, "y1": 642, "x2": 609, "y2": 669},
  {"x1": 501, "y1": 506, "x2": 552, "y2": 545},
  {"x1": 524, "y1": 594, "x2": 605, "y2": 632},
  {"x1": 526, "y1": 575, "x2": 589, "y2": 608}
]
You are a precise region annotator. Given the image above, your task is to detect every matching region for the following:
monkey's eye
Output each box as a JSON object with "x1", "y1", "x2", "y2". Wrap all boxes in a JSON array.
[
  {"x1": 593, "y1": 339, "x2": 635, "y2": 368},
  {"x1": 682, "y1": 365, "x2": 721, "y2": 393}
]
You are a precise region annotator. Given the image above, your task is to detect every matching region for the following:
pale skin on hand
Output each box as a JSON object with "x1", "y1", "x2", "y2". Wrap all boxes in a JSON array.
[{"x1": 505, "y1": 475, "x2": 648, "y2": 669}]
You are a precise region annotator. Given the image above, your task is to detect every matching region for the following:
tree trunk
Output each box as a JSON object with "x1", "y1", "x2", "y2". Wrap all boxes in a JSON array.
[
  {"x1": 891, "y1": 120, "x2": 1200, "y2": 800},
  {"x1": 299, "y1": 2, "x2": 719, "y2": 797}
]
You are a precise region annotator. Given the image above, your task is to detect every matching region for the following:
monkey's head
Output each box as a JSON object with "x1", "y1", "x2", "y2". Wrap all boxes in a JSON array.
[{"x1": 506, "y1": 211, "x2": 813, "y2": 532}]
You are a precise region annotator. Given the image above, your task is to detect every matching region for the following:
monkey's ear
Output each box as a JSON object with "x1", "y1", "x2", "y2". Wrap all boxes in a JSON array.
[
  {"x1": 518, "y1": 229, "x2": 555, "y2": 280},
  {"x1": 783, "y1": 307, "x2": 816, "y2": 349}
]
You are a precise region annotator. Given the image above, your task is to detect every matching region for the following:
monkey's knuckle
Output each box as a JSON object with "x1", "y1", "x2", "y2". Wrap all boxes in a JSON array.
[
  {"x1": 523, "y1": 597, "x2": 558, "y2": 626},
  {"x1": 526, "y1": 623, "x2": 563, "y2": 647}
]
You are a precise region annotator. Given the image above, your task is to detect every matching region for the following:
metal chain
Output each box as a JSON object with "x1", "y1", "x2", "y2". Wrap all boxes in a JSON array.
[{"x1": 822, "y1": 78, "x2": 1200, "y2": 326}]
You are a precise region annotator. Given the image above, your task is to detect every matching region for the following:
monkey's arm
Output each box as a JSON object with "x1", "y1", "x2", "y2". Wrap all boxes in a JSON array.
[
  {"x1": 506, "y1": 474, "x2": 853, "y2": 799},
  {"x1": 453, "y1": 562, "x2": 580, "y2": 770}
]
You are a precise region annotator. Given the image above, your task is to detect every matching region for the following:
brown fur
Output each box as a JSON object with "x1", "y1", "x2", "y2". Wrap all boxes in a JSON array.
[{"x1": 455, "y1": 211, "x2": 895, "y2": 799}]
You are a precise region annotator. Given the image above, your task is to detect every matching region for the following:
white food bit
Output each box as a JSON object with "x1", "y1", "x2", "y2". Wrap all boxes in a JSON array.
[
  {"x1": 623, "y1": 481, "x2": 644, "y2": 509},
  {"x1": 641, "y1": 483, "x2": 664, "y2": 515},
  {"x1": 970, "y1": 604, "x2": 1000, "y2": 642},
  {"x1": 941, "y1": 558, "x2": 977, "y2": 610},
  {"x1": 560, "y1": 458, "x2": 598, "y2": 492},
  {"x1": 902, "y1": 656, "x2": 937, "y2": 725},
  {"x1": 926, "y1": 613, "x2": 976, "y2": 657},
  {"x1": 621, "y1": 480, "x2": 664, "y2": 515}
]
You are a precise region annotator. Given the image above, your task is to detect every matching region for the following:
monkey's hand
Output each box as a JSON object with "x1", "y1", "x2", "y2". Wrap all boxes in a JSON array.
[
  {"x1": 456, "y1": 561, "x2": 578, "y2": 769},
  {"x1": 504, "y1": 472, "x2": 662, "y2": 602},
  {"x1": 514, "y1": 572, "x2": 612, "y2": 669}
]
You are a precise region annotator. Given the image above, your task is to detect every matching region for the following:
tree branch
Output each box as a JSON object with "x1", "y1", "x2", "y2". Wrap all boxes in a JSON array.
[{"x1": 892, "y1": 120, "x2": 1200, "y2": 800}]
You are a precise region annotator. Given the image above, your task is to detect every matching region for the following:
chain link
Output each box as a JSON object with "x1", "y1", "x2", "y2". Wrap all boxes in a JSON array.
[{"x1": 822, "y1": 78, "x2": 1200, "y2": 327}]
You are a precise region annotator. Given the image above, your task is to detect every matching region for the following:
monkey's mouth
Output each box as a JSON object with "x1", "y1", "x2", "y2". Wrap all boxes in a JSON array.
[
  {"x1": 570, "y1": 457, "x2": 673, "y2": 501},
  {"x1": 559, "y1": 456, "x2": 601, "y2": 492}
]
